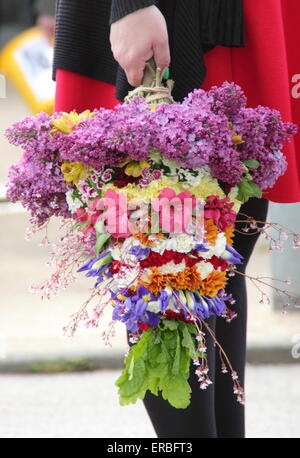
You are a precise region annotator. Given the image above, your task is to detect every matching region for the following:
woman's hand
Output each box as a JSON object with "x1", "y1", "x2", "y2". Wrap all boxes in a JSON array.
[{"x1": 110, "y1": 5, "x2": 170, "y2": 87}]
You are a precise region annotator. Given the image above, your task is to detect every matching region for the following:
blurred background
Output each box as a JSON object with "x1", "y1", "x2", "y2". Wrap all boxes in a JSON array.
[{"x1": 0, "y1": 0, "x2": 299, "y2": 439}]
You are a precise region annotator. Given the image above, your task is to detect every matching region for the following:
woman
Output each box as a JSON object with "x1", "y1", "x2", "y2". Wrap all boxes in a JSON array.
[{"x1": 53, "y1": 0, "x2": 300, "y2": 438}]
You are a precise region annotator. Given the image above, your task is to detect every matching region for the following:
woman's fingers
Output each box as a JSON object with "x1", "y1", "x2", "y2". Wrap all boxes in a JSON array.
[
  {"x1": 152, "y1": 39, "x2": 171, "y2": 72},
  {"x1": 110, "y1": 5, "x2": 170, "y2": 87}
]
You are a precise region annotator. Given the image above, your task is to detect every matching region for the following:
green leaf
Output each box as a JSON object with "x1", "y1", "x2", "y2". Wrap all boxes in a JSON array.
[
  {"x1": 128, "y1": 356, "x2": 135, "y2": 381},
  {"x1": 171, "y1": 331, "x2": 181, "y2": 375},
  {"x1": 179, "y1": 347, "x2": 191, "y2": 375},
  {"x1": 161, "y1": 319, "x2": 179, "y2": 331},
  {"x1": 116, "y1": 357, "x2": 146, "y2": 398},
  {"x1": 161, "y1": 374, "x2": 192, "y2": 409},
  {"x1": 181, "y1": 324, "x2": 197, "y2": 360},
  {"x1": 71, "y1": 220, "x2": 90, "y2": 232},
  {"x1": 243, "y1": 159, "x2": 260, "y2": 169},
  {"x1": 95, "y1": 218, "x2": 105, "y2": 234},
  {"x1": 95, "y1": 233, "x2": 111, "y2": 256},
  {"x1": 237, "y1": 179, "x2": 262, "y2": 202},
  {"x1": 115, "y1": 322, "x2": 197, "y2": 409}
]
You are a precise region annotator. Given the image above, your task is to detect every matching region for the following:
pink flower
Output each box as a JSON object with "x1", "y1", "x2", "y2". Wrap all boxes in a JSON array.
[
  {"x1": 101, "y1": 169, "x2": 113, "y2": 183},
  {"x1": 75, "y1": 208, "x2": 96, "y2": 236},
  {"x1": 204, "y1": 196, "x2": 236, "y2": 230},
  {"x1": 152, "y1": 169, "x2": 162, "y2": 180},
  {"x1": 139, "y1": 178, "x2": 151, "y2": 187},
  {"x1": 152, "y1": 188, "x2": 197, "y2": 233},
  {"x1": 96, "y1": 189, "x2": 130, "y2": 238}
]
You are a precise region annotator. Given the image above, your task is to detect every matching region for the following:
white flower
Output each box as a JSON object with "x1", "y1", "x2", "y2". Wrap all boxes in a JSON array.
[
  {"x1": 201, "y1": 233, "x2": 227, "y2": 259},
  {"x1": 109, "y1": 265, "x2": 141, "y2": 292},
  {"x1": 140, "y1": 268, "x2": 152, "y2": 283},
  {"x1": 174, "y1": 233, "x2": 196, "y2": 253},
  {"x1": 150, "y1": 236, "x2": 177, "y2": 254},
  {"x1": 66, "y1": 190, "x2": 83, "y2": 214},
  {"x1": 178, "y1": 169, "x2": 202, "y2": 187},
  {"x1": 151, "y1": 233, "x2": 196, "y2": 254},
  {"x1": 195, "y1": 261, "x2": 214, "y2": 279},
  {"x1": 147, "y1": 301, "x2": 161, "y2": 313},
  {"x1": 229, "y1": 185, "x2": 239, "y2": 199},
  {"x1": 161, "y1": 157, "x2": 179, "y2": 174},
  {"x1": 111, "y1": 237, "x2": 141, "y2": 265},
  {"x1": 213, "y1": 233, "x2": 227, "y2": 256},
  {"x1": 158, "y1": 260, "x2": 186, "y2": 275}
]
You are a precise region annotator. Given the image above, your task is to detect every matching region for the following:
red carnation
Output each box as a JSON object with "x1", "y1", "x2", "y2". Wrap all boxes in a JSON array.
[
  {"x1": 164, "y1": 310, "x2": 194, "y2": 323},
  {"x1": 208, "y1": 256, "x2": 228, "y2": 271},
  {"x1": 138, "y1": 323, "x2": 153, "y2": 331}
]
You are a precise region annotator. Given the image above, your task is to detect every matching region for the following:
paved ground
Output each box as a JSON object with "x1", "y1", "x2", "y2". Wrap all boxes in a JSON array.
[{"x1": 0, "y1": 365, "x2": 299, "y2": 438}]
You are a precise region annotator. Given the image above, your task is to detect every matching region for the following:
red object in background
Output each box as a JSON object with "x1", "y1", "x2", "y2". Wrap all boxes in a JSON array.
[
  {"x1": 200, "y1": 0, "x2": 300, "y2": 203},
  {"x1": 55, "y1": 69, "x2": 120, "y2": 112},
  {"x1": 54, "y1": 0, "x2": 300, "y2": 203}
]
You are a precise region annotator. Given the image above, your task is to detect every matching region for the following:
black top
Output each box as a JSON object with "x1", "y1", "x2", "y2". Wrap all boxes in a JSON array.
[{"x1": 53, "y1": 0, "x2": 244, "y2": 102}]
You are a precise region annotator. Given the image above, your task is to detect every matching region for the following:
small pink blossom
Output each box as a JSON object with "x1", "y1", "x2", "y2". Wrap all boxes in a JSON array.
[{"x1": 101, "y1": 169, "x2": 113, "y2": 183}]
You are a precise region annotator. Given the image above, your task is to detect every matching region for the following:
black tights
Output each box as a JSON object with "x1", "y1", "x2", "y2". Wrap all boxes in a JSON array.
[{"x1": 129, "y1": 197, "x2": 269, "y2": 438}]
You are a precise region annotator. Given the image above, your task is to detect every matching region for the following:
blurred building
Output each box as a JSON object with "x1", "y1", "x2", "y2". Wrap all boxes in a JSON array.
[{"x1": 0, "y1": 0, "x2": 56, "y2": 47}]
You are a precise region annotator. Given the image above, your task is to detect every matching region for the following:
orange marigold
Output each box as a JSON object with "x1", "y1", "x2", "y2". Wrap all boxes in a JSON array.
[
  {"x1": 225, "y1": 225, "x2": 235, "y2": 245},
  {"x1": 134, "y1": 232, "x2": 164, "y2": 246},
  {"x1": 200, "y1": 270, "x2": 227, "y2": 297},
  {"x1": 141, "y1": 266, "x2": 202, "y2": 295},
  {"x1": 204, "y1": 218, "x2": 219, "y2": 245}
]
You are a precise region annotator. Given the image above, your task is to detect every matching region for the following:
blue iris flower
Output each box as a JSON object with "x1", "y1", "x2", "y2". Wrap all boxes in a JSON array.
[
  {"x1": 221, "y1": 245, "x2": 244, "y2": 264},
  {"x1": 77, "y1": 251, "x2": 112, "y2": 287},
  {"x1": 128, "y1": 246, "x2": 150, "y2": 260},
  {"x1": 157, "y1": 286, "x2": 173, "y2": 312},
  {"x1": 194, "y1": 243, "x2": 210, "y2": 252},
  {"x1": 112, "y1": 285, "x2": 159, "y2": 332}
]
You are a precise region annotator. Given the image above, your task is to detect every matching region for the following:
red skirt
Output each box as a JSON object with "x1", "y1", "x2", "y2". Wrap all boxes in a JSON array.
[{"x1": 55, "y1": 0, "x2": 300, "y2": 203}]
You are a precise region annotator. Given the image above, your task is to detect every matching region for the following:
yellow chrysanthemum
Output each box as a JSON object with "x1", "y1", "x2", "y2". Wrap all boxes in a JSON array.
[
  {"x1": 60, "y1": 161, "x2": 93, "y2": 186},
  {"x1": 125, "y1": 160, "x2": 150, "y2": 177},
  {"x1": 189, "y1": 177, "x2": 226, "y2": 200},
  {"x1": 51, "y1": 110, "x2": 94, "y2": 134},
  {"x1": 101, "y1": 175, "x2": 226, "y2": 205}
]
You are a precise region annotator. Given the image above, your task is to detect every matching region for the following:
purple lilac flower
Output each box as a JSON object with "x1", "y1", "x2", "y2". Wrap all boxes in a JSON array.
[
  {"x1": 57, "y1": 99, "x2": 156, "y2": 167},
  {"x1": 207, "y1": 82, "x2": 247, "y2": 120},
  {"x1": 233, "y1": 106, "x2": 297, "y2": 189},
  {"x1": 153, "y1": 102, "x2": 236, "y2": 170},
  {"x1": 5, "y1": 112, "x2": 60, "y2": 161},
  {"x1": 6, "y1": 155, "x2": 70, "y2": 226},
  {"x1": 182, "y1": 88, "x2": 212, "y2": 109}
]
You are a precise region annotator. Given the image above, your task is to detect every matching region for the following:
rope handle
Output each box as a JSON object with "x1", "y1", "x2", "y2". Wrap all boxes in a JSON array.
[{"x1": 124, "y1": 58, "x2": 174, "y2": 105}]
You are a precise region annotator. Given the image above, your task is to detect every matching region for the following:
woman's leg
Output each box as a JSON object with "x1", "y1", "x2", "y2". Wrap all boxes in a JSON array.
[
  {"x1": 214, "y1": 197, "x2": 269, "y2": 438},
  {"x1": 140, "y1": 316, "x2": 218, "y2": 438}
]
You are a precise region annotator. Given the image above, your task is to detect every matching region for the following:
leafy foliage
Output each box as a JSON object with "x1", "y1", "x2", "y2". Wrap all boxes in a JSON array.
[{"x1": 115, "y1": 319, "x2": 200, "y2": 409}]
